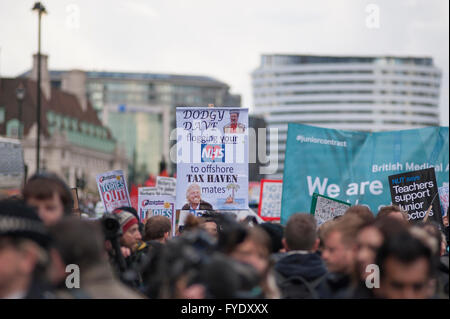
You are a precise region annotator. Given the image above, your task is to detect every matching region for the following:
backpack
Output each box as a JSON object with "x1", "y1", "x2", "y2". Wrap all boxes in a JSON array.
[{"x1": 275, "y1": 271, "x2": 327, "y2": 299}]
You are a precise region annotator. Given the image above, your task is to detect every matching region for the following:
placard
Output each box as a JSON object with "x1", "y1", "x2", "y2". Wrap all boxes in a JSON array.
[
  {"x1": 175, "y1": 107, "x2": 249, "y2": 210},
  {"x1": 310, "y1": 193, "x2": 351, "y2": 226},
  {"x1": 258, "y1": 180, "x2": 282, "y2": 221},
  {"x1": 96, "y1": 170, "x2": 131, "y2": 213},
  {"x1": 389, "y1": 168, "x2": 443, "y2": 225}
]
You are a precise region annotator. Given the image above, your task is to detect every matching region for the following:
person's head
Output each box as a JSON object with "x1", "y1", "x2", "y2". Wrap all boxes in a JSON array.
[
  {"x1": 0, "y1": 199, "x2": 51, "y2": 298},
  {"x1": 413, "y1": 222, "x2": 444, "y2": 257},
  {"x1": 374, "y1": 231, "x2": 435, "y2": 299},
  {"x1": 283, "y1": 213, "x2": 319, "y2": 252},
  {"x1": 355, "y1": 221, "x2": 384, "y2": 281},
  {"x1": 186, "y1": 184, "x2": 202, "y2": 207},
  {"x1": 321, "y1": 215, "x2": 363, "y2": 274},
  {"x1": 48, "y1": 217, "x2": 107, "y2": 285},
  {"x1": 377, "y1": 205, "x2": 409, "y2": 224},
  {"x1": 22, "y1": 172, "x2": 73, "y2": 227},
  {"x1": 199, "y1": 218, "x2": 219, "y2": 240},
  {"x1": 144, "y1": 215, "x2": 172, "y2": 243},
  {"x1": 259, "y1": 222, "x2": 284, "y2": 253},
  {"x1": 117, "y1": 206, "x2": 143, "y2": 234},
  {"x1": 113, "y1": 208, "x2": 141, "y2": 251},
  {"x1": 229, "y1": 111, "x2": 239, "y2": 124},
  {"x1": 228, "y1": 227, "x2": 271, "y2": 276},
  {"x1": 345, "y1": 205, "x2": 375, "y2": 223}
]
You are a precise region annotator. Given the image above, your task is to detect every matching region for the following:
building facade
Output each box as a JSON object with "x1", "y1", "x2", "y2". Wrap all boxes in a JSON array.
[
  {"x1": 1, "y1": 55, "x2": 128, "y2": 193},
  {"x1": 252, "y1": 54, "x2": 442, "y2": 178}
]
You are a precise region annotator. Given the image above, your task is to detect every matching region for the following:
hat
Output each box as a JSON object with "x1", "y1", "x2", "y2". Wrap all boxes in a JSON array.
[
  {"x1": 113, "y1": 208, "x2": 138, "y2": 234},
  {"x1": 0, "y1": 199, "x2": 51, "y2": 249}
]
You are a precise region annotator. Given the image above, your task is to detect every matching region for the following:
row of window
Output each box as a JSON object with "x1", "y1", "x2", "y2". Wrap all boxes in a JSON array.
[
  {"x1": 254, "y1": 70, "x2": 440, "y2": 78},
  {"x1": 46, "y1": 111, "x2": 108, "y2": 139},
  {"x1": 253, "y1": 80, "x2": 439, "y2": 88},
  {"x1": 255, "y1": 90, "x2": 438, "y2": 98}
]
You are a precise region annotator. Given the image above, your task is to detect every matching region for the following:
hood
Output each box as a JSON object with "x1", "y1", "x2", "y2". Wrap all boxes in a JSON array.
[{"x1": 274, "y1": 252, "x2": 327, "y2": 281}]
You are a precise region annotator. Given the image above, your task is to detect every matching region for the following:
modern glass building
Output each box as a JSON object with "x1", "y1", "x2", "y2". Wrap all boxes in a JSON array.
[{"x1": 251, "y1": 54, "x2": 442, "y2": 179}]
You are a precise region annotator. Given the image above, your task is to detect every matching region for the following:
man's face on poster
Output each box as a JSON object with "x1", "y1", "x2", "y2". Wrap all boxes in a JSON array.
[
  {"x1": 230, "y1": 112, "x2": 239, "y2": 125},
  {"x1": 188, "y1": 186, "x2": 201, "y2": 205}
]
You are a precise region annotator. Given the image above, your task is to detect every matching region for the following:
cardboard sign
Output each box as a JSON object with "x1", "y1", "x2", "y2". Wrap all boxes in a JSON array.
[
  {"x1": 96, "y1": 170, "x2": 131, "y2": 213},
  {"x1": 438, "y1": 186, "x2": 448, "y2": 217},
  {"x1": 389, "y1": 168, "x2": 443, "y2": 224},
  {"x1": 310, "y1": 193, "x2": 351, "y2": 226},
  {"x1": 258, "y1": 180, "x2": 282, "y2": 221},
  {"x1": 138, "y1": 191, "x2": 176, "y2": 237},
  {"x1": 175, "y1": 107, "x2": 249, "y2": 210},
  {"x1": 156, "y1": 176, "x2": 177, "y2": 196}
]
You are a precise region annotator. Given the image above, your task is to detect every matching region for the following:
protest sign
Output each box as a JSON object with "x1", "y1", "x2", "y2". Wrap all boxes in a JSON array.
[
  {"x1": 156, "y1": 176, "x2": 177, "y2": 196},
  {"x1": 388, "y1": 168, "x2": 443, "y2": 224},
  {"x1": 175, "y1": 107, "x2": 249, "y2": 210},
  {"x1": 248, "y1": 182, "x2": 261, "y2": 206},
  {"x1": 310, "y1": 193, "x2": 351, "y2": 226},
  {"x1": 138, "y1": 189, "x2": 176, "y2": 236},
  {"x1": 96, "y1": 170, "x2": 131, "y2": 213},
  {"x1": 258, "y1": 180, "x2": 282, "y2": 221},
  {"x1": 281, "y1": 124, "x2": 449, "y2": 225},
  {"x1": 438, "y1": 186, "x2": 449, "y2": 217}
]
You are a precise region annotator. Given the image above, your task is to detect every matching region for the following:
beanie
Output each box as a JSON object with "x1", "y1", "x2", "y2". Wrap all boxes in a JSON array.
[
  {"x1": 0, "y1": 199, "x2": 51, "y2": 249},
  {"x1": 113, "y1": 208, "x2": 138, "y2": 234}
]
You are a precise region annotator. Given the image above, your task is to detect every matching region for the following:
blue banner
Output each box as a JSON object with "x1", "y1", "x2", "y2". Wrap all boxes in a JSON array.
[{"x1": 281, "y1": 124, "x2": 449, "y2": 225}]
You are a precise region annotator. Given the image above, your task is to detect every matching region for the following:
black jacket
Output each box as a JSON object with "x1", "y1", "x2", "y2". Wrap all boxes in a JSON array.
[
  {"x1": 274, "y1": 252, "x2": 328, "y2": 298},
  {"x1": 318, "y1": 272, "x2": 353, "y2": 299}
]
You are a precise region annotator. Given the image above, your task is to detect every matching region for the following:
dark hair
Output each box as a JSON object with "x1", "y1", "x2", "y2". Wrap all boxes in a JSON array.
[
  {"x1": 48, "y1": 217, "x2": 105, "y2": 269},
  {"x1": 344, "y1": 205, "x2": 375, "y2": 223},
  {"x1": 375, "y1": 231, "x2": 435, "y2": 279},
  {"x1": 259, "y1": 222, "x2": 284, "y2": 253},
  {"x1": 377, "y1": 205, "x2": 408, "y2": 221},
  {"x1": 285, "y1": 213, "x2": 317, "y2": 251},
  {"x1": 22, "y1": 172, "x2": 73, "y2": 215},
  {"x1": 144, "y1": 216, "x2": 172, "y2": 241}
]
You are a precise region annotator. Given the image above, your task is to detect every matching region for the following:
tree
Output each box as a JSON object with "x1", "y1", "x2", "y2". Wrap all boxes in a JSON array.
[{"x1": 226, "y1": 183, "x2": 240, "y2": 203}]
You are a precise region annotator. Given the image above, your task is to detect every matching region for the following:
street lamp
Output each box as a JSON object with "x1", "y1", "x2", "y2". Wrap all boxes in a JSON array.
[
  {"x1": 32, "y1": 1, "x2": 47, "y2": 173},
  {"x1": 15, "y1": 82, "x2": 25, "y2": 139}
]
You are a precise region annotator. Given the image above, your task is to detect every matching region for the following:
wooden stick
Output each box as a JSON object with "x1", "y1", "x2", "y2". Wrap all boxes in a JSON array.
[{"x1": 423, "y1": 205, "x2": 432, "y2": 223}]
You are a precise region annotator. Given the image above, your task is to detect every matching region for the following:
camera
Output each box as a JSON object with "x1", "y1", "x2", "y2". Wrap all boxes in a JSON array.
[{"x1": 101, "y1": 213, "x2": 122, "y2": 240}]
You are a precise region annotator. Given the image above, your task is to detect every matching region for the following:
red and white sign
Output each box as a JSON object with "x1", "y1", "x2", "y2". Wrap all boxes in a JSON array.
[
  {"x1": 258, "y1": 180, "x2": 283, "y2": 221},
  {"x1": 96, "y1": 170, "x2": 131, "y2": 213}
]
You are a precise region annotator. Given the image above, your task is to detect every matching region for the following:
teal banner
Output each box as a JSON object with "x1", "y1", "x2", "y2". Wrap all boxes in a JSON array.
[{"x1": 281, "y1": 124, "x2": 449, "y2": 225}]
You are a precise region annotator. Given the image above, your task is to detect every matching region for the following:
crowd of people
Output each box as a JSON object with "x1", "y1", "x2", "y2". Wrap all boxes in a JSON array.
[{"x1": 0, "y1": 172, "x2": 448, "y2": 299}]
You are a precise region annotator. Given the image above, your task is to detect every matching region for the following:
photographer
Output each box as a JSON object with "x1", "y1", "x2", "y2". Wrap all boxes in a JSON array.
[{"x1": 102, "y1": 208, "x2": 147, "y2": 290}]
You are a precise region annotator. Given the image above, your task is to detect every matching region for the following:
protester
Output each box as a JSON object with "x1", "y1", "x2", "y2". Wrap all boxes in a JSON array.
[
  {"x1": 48, "y1": 217, "x2": 145, "y2": 299},
  {"x1": 259, "y1": 222, "x2": 285, "y2": 261},
  {"x1": 274, "y1": 213, "x2": 328, "y2": 299},
  {"x1": 376, "y1": 205, "x2": 409, "y2": 224},
  {"x1": 374, "y1": 231, "x2": 436, "y2": 299},
  {"x1": 320, "y1": 214, "x2": 364, "y2": 298},
  {"x1": 143, "y1": 216, "x2": 171, "y2": 244},
  {"x1": 411, "y1": 222, "x2": 449, "y2": 298},
  {"x1": 344, "y1": 205, "x2": 375, "y2": 223},
  {"x1": 22, "y1": 172, "x2": 74, "y2": 227},
  {"x1": 227, "y1": 226, "x2": 280, "y2": 298},
  {"x1": 0, "y1": 199, "x2": 54, "y2": 299}
]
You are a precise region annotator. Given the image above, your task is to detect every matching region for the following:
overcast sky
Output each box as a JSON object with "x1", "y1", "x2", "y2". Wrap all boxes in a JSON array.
[{"x1": 0, "y1": 0, "x2": 448, "y2": 125}]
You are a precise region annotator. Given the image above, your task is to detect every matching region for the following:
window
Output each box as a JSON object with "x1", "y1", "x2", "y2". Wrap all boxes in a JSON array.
[{"x1": 0, "y1": 107, "x2": 4, "y2": 124}]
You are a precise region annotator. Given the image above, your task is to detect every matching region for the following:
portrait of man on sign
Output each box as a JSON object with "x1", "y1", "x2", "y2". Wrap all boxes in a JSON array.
[
  {"x1": 223, "y1": 110, "x2": 245, "y2": 134},
  {"x1": 182, "y1": 183, "x2": 213, "y2": 210}
]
